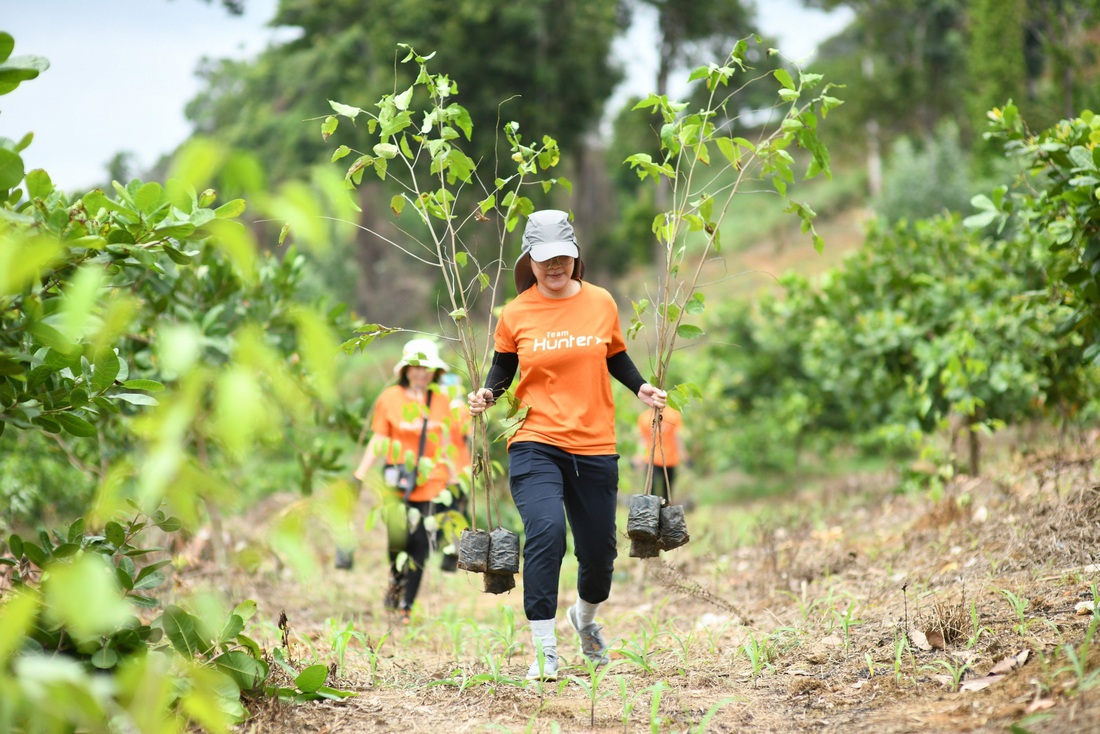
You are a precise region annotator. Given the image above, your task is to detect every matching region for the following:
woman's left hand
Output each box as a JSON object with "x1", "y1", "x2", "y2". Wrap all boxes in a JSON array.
[{"x1": 638, "y1": 383, "x2": 667, "y2": 409}]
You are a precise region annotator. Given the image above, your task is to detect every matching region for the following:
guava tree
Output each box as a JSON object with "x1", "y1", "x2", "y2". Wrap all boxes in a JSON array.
[
  {"x1": 972, "y1": 106, "x2": 1100, "y2": 362},
  {"x1": 1, "y1": 31, "x2": 360, "y2": 730},
  {"x1": 697, "y1": 214, "x2": 1086, "y2": 478}
]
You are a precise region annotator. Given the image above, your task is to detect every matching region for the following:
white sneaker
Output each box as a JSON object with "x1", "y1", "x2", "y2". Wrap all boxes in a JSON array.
[
  {"x1": 567, "y1": 604, "x2": 610, "y2": 666},
  {"x1": 525, "y1": 649, "x2": 559, "y2": 681}
]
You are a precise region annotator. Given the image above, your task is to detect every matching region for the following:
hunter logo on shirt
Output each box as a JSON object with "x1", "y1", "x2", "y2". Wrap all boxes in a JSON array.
[{"x1": 532, "y1": 330, "x2": 604, "y2": 351}]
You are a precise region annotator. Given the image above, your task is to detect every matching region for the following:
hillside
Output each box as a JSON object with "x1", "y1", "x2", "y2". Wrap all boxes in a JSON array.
[{"x1": 196, "y1": 438, "x2": 1100, "y2": 733}]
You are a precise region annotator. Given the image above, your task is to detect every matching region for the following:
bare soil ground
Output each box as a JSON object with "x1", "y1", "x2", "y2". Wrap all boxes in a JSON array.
[
  {"x1": 190, "y1": 439, "x2": 1100, "y2": 734},
  {"x1": 179, "y1": 213, "x2": 1100, "y2": 733}
]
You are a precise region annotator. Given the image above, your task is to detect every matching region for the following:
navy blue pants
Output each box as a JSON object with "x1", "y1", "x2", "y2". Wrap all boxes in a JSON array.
[{"x1": 508, "y1": 441, "x2": 619, "y2": 621}]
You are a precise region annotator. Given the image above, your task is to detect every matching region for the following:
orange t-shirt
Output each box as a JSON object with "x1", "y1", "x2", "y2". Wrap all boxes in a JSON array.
[
  {"x1": 370, "y1": 384, "x2": 451, "y2": 501},
  {"x1": 445, "y1": 401, "x2": 472, "y2": 475},
  {"x1": 495, "y1": 282, "x2": 627, "y2": 454},
  {"x1": 637, "y1": 407, "x2": 682, "y2": 467}
]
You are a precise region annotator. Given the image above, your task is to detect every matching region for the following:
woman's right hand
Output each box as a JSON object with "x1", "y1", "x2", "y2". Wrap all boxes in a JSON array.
[{"x1": 468, "y1": 387, "x2": 494, "y2": 416}]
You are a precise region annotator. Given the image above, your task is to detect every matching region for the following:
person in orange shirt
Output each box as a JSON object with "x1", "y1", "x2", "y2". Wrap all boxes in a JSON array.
[
  {"x1": 469, "y1": 210, "x2": 666, "y2": 681},
  {"x1": 634, "y1": 406, "x2": 687, "y2": 503},
  {"x1": 349, "y1": 338, "x2": 455, "y2": 623}
]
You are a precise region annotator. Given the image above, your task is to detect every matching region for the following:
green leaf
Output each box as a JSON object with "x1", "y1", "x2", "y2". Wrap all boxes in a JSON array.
[
  {"x1": 25, "y1": 168, "x2": 52, "y2": 199},
  {"x1": 91, "y1": 647, "x2": 119, "y2": 669},
  {"x1": 394, "y1": 86, "x2": 414, "y2": 111},
  {"x1": 331, "y1": 145, "x2": 351, "y2": 163},
  {"x1": 134, "y1": 182, "x2": 165, "y2": 213},
  {"x1": 132, "y1": 570, "x2": 167, "y2": 591},
  {"x1": 214, "y1": 650, "x2": 268, "y2": 691},
  {"x1": 162, "y1": 244, "x2": 193, "y2": 265},
  {"x1": 91, "y1": 350, "x2": 121, "y2": 394},
  {"x1": 232, "y1": 600, "x2": 258, "y2": 623},
  {"x1": 126, "y1": 593, "x2": 159, "y2": 609},
  {"x1": 214, "y1": 199, "x2": 246, "y2": 219},
  {"x1": 115, "y1": 564, "x2": 134, "y2": 592},
  {"x1": 0, "y1": 148, "x2": 25, "y2": 192},
  {"x1": 390, "y1": 194, "x2": 405, "y2": 217},
  {"x1": 55, "y1": 412, "x2": 97, "y2": 438},
  {"x1": 105, "y1": 522, "x2": 126, "y2": 548},
  {"x1": 121, "y1": 379, "x2": 165, "y2": 392},
  {"x1": 295, "y1": 664, "x2": 329, "y2": 694},
  {"x1": 676, "y1": 324, "x2": 705, "y2": 339},
  {"x1": 328, "y1": 100, "x2": 361, "y2": 119},
  {"x1": 321, "y1": 115, "x2": 338, "y2": 141},
  {"x1": 373, "y1": 143, "x2": 399, "y2": 159},
  {"x1": 160, "y1": 605, "x2": 212, "y2": 659},
  {"x1": 155, "y1": 516, "x2": 182, "y2": 533},
  {"x1": 112, "y1": 392, "x2": 160, "y2": 406},
  {"x1": 217, "y1": 613, "x2": 245, "y2": 644},
  {"x1": 22, "y1": 542, "x2": 48, "y2": 567},
  {"x1": 315, "y1": 686, "x2": 357, "y2": 701},
  {"x1": 774, "y1": 68, "x2": 795, "y2": 91},
  {"x1": 0, "y1": 592, "x2": 39, "y2": 665}
]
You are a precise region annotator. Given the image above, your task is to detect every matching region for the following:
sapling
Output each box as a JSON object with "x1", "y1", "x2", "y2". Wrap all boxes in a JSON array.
[
  {"x1": 325, "y1": 45, "x2": 566, "y2": 591},
  {"x1": 647, "y1": 681, "x2": 669, "y2": 734},
  {"x1": 568, "y1": 658, "x2": 619, "y2": 728},
  {"x1": 623, "y1": 40, "x2": 840, "y2": 554}
]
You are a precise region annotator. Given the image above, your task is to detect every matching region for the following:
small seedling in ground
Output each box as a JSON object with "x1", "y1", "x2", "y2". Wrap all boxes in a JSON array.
[
  {"x1": 616, "y1": 675, "x2": 641, "y2": 732},
  {"x1": 967, "y1": 602, "x2": 992, "y2": 649},
  {"x1": 741, "y1": 632, "x2": 775, "y2": 685},
  {"x1": 1056, "y1": 616, "x2": 1100, "y2": 694},
  {"x1": 999, "y1": 589, "x2": 1031, "y2": 636},
  {"x1": 921, "y1": 658, "x2": 971, "y2": 692},
  {"x1": 833, "y1": 600, "x2": 863, "y2": 653},
  {"x1": 689, "y1": 698, "x2": 739, "y2": 733},
  {"x1": 568, "y1": 658, "x2": 619, "y2": 727},
  {"x1": 646, "y1": 681, "x2": 669, "y2": 733},
  {"x1": 893, "y1": 629, "x2": 914, "y2": 688}
]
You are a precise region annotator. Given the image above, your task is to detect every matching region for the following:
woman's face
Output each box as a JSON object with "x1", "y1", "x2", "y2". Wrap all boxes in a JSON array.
[
  {"x1": 532, "y1": 255, "x2": 575, "y2": 295},
  {"x1": 405, "y1": 365, "x2": 431, "y2": 390}
]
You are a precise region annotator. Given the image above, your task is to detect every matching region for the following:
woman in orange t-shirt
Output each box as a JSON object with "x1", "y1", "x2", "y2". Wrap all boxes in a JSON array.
[
  {"x1": 350, "y1": 338, "x2": 455, "y2": 622},
  {"x1": 469, "y1": 210, "x2": 666, "y2": 681},
  {"x1": 634, "y1": 406, "x2": 686, "y2": 502}
]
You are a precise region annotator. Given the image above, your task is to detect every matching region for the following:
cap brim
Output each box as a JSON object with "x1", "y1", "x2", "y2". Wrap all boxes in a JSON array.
[
  {"x1": 528, "y1": 241, "x2": 579, "y2": 262},
  {"x1": 394, "y1": 360, "x2": 450, "y2": 375}
]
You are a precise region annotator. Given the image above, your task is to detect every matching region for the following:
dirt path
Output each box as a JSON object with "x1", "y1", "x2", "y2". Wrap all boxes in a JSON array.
[{"x1": 196, "y1": 444, "x2": 1100, "y2": 733}]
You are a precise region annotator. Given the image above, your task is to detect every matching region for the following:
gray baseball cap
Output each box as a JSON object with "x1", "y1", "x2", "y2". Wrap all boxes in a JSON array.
[{"x1": 513, "y1": 209, "x2": 586, "y2": 292}]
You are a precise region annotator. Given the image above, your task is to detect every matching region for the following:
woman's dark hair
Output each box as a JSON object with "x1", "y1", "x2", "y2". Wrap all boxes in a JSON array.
[{"x1": 397, "y1": 367, "x2": 445, "y2": 387}]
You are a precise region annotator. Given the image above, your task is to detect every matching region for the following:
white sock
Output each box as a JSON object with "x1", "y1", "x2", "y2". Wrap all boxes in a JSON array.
[
  {"x1": 574, "y1": 598, "x2": 599, "y2": 628},
  {"x1": 529, "y1": 618, "x2": 557, "y2": 656}
]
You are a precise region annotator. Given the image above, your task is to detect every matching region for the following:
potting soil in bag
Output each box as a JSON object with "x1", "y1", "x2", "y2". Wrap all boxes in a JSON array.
[
  {"x1": 483, "y1": 571, "x2": 516, "y2": 594},
  {"x1": 457, "y1": 528, "x2": 490, "y2": 573},
  {"x1": 626, "y1": 494, "x2": 662, "y2": 541},
  {"x1": 487, "y1": 526, "x2": 520, "y2": 574},
  {"x1": 657, "y1": 504, "x2": 690, "y2": 551},
  {"x1": 629, "y1": 537, "x2": 660, "y2": 558}
]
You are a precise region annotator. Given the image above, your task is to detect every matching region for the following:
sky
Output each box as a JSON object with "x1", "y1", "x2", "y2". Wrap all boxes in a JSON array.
[{"x1": 3, "y1": 0, "x2": 853, "y2": 192}]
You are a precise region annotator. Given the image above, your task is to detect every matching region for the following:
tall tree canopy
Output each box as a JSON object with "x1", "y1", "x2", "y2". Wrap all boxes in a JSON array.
[
  {"x1": 632, "y1": 0, "x2": 757, "y2": 96},
  {"x1": 187, "y1": 0, "x2": 625, "y2": 182}
]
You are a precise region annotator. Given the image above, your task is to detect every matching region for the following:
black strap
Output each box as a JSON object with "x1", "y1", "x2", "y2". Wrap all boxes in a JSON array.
[{"x1": 405, "y1": 389, "x2": 433, "y2": 501}]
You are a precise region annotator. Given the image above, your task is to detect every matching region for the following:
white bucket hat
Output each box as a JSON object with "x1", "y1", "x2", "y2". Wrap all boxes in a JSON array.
[
  {"x1": 393, "y1": 338, "x2": 450, "y2": 375},
  {"x1": 513, "y1": 210, "x2": 586, "y2": 293}
]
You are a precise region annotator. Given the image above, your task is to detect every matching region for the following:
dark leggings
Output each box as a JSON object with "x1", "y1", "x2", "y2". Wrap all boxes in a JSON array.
[
  {"x1": 389, "y1": 499, "x2": 437, "y2": 610},
  {"x1": 651, "y1": 465, "x2": 677, "y2": 502},
  {"x1": 508, "y1": 441, "x2": 619, "y2": 621}
]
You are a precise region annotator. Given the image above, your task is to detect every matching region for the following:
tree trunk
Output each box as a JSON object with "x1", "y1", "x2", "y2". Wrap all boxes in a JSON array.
[{"x1": 862, "y1": 53, "x2": 883, "y2": 198}]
